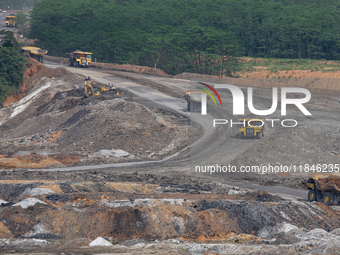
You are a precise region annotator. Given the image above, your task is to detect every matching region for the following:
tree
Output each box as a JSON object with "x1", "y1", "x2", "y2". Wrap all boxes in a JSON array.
[
  {"x1": 30, "y1": 0, "x2": 340, "y2": 76},
  {"x1": 0, "y1": 30, "x2": 20, "y2": 49},
  {"x1": 15, "y1": 11, "x2": 30, "y2": 37},
  {"x1": 0, "y1": 31, "x2": 27, "y2": 108}
]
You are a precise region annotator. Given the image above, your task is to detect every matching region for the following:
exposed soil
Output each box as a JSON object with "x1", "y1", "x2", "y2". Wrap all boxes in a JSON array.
[
  {"x1": 0, "y1": 179, "x2": 340, "y2": 254},
  {"x1": 0, "y1": 62, "x2": 190, "y2": 168},
  {"x1": 1, "y1": 57, "x2": 340, "y2": 254},
  {"x1": 3, "y1": 59, "x2": 45, "y2": 107}
]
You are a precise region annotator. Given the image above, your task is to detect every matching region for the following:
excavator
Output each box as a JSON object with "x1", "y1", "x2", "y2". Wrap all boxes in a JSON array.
[
  {"x1": 20, "y1": 46, "x2": 48, "y2": 63},
  {"x1": 84, "y1": 76, "x2": 100, "y2": 96},
  {"x1": 5, "y1": 14, "x2": 16, "y2": 27},
  {"x1": 67, "y1": 50, "x2": 92, "y2": 68}
]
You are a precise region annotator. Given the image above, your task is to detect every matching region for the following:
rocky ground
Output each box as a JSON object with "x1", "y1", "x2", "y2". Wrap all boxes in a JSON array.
[
  {"x1": 1, "y1": 178, "x2": 340, "y2": 254},
  {"x1": 233, "y1": 124, "x2": 340, "y2": 168},
  {"x1": 0, "y1": 60, "x2": 190, "y2": 169},
  {"x1": 1, "y1": 58, "x2": 340, "y2": 254}
]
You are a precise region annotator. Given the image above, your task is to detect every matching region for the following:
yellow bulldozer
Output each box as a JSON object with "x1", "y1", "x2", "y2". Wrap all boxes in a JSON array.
[
  {"x1": 67, "y1": 50, "x2": 92, "y2": 68},
  {"x1": 102, "y1": 83, "x2": 119, "y2": 96},
  {"x1": 239, "y1": 118, "x2": 266, "y2": 139},
  {"x1": 21, "y1": 46, "x2": 48, "y2": 63},
  {"x1": 5, "y1": 14, "x2": 16, "y2": 27}
]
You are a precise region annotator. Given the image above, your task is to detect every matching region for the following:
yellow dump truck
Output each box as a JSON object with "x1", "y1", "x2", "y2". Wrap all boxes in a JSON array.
[
  {"x1": 21, "y1": 46, "x2": 48, "y2": 63},
  {"x1": 239, "y1": 118, "x2": 265, "y2": 139},
  {"x1": 307, "y1": 176, "x2": 340, "y2": 205},
  {"x1": 5, "y1": 14, "x2": 16, "y2": 27},
  {"x1": 184, "y1": 90, "x2": 210, "y2": 112},
  {"x1": 67, "y1": 50, "x2": 92, "y2": 68}
]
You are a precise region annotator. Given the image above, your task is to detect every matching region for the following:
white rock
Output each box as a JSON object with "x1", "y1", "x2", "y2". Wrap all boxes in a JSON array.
[
  {"x1": 89, "y1": 237, "x2": 113, "y2": 247},
  {"x1": 132, "y1": 243, "x2": 146, "y2": 248},
  {"x1": 228, "y1": 189, "x2": 242, "y2": 195},
  {"x1": 258, "y1": 222, "x2": 298, "y2": 239},
  {"x1": 89, "y1": 149, "x2": 129, "y2": 158},
  {"x1": 10, "y1": 81, "x2": 51, "y2": 119},
  {"x1": 13, "y1": 198, "x2": 46, "y2": 209},
  {"x1": 297, "y1": 228, "x2": 334, "y2": 241},
  {"x1": 28, "y1": 188, "x2": 55, "y2": 196},
  {"x1": 10, "y1": 238, "x2": 48, "y2": 246},
  {"x1": 330, "y1": 228, "x2": 340, "y2": 236},
  {"x1": 0, "y1": 199, "x2": 8, "y2": 205},
  {"x1": 100, "y1": 198, "x2": 187, "y2": 208},
  {"x1": 24, "y1": 222, "x2": 50, "y2": 237}
]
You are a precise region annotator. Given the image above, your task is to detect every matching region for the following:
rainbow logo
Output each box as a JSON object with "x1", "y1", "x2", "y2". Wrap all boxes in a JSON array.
[{"x1": 198, "y1": 82, "x2": 223, "y2": 106}]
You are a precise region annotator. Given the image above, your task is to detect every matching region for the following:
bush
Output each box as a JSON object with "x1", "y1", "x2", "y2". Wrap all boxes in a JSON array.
[{"x1": 0, "y1": 32, "x2": 27, "y2": 107}]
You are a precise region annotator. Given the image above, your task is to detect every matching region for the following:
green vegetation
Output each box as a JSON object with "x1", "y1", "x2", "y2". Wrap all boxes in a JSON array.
[
  {"x1": 239, "y1": 58, "x2": 340, "y2": 73},
  {"x1": 0, "y1": 0, "x2": 43, "y2": 10},
  {"x1": 0, "y1": 31, "x2": 27, "y2": 107},
  {"x1": 15, "y1": 11, "x2": 31, "y2": 37},
  {"x1": 30, "y1": 0, "x2": 340, "y2": 76}
]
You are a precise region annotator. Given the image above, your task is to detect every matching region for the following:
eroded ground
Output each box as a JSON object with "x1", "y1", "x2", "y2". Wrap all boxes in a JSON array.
[
  {"x1": 0, "y1": 60, "x2": 190, "y2": 169},
  {"x1": 1, "y1": 58, "x2": 340, "y2": 254},
  {"x1": 1, "y1": 179, "x2": 340, "y2": 254}
]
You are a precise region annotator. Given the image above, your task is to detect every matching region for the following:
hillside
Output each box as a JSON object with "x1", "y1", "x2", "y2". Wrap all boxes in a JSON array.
[{"x1": 30, "y1": 0, "x2": 340, "y2": 76}]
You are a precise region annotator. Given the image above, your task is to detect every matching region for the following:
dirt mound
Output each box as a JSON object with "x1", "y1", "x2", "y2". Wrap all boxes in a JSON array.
[
  {"x1": 56, "y1": 98, "x2": 189, "y2": 157},
  {"x1": 0, "y1": 64, "x2": 190, "y2": 167}
]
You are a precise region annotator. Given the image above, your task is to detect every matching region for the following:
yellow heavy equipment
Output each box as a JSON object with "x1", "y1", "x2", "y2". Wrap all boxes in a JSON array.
[
  {"x1": 67, "y1": 50, "x2": 92, "y2": 68},
  {"x1": 184, "y1": 90, "x2": 210, "y2": 112},
  {"x1": 84, "y1": 76, "x2": 100, "y2": 96},
  {"x1": 21, "y1": 46, "x2": 48, "y2": 63},
  {"x1": 5, "y1": 14, "x2": 16, "y2": 27},
  {"x1": 102, "y1": 83, "x2": 119, "y2": 96},
  {"x1": 307, "y1": 176, "x2": 340, "y2": 205},
  {"x1": 239, "y1": 118, "x2": 265, "y2": 139}
]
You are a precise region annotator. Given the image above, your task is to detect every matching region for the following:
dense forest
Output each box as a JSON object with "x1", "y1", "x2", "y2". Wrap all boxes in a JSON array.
[
  {"x1": 30, "y1": 0, "x2": 340, "y2": 75},
  {"x1": 0, "y1": 0, "x2": 43, "y2": 10},
  {"x1": 0, "y1": 31, "x2": 27, "y2": 107}
]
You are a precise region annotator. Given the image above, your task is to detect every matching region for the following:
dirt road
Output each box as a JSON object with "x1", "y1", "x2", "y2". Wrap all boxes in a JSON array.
[
  {"x1": 40, "y1": 62, "x2": 274, "y2": 167},
  {"x1": 35, "y1": 61, "x2": 340, "y2": 200},
  {"x1": 1, "y1": 60, "x2": 338, "y2": 199},
  {"x1": 0, "y1": 11, "x2": 17, "y2": 33},
  {"x1": 1, "y1": 60, "x2": 340, "y2": 253}
]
